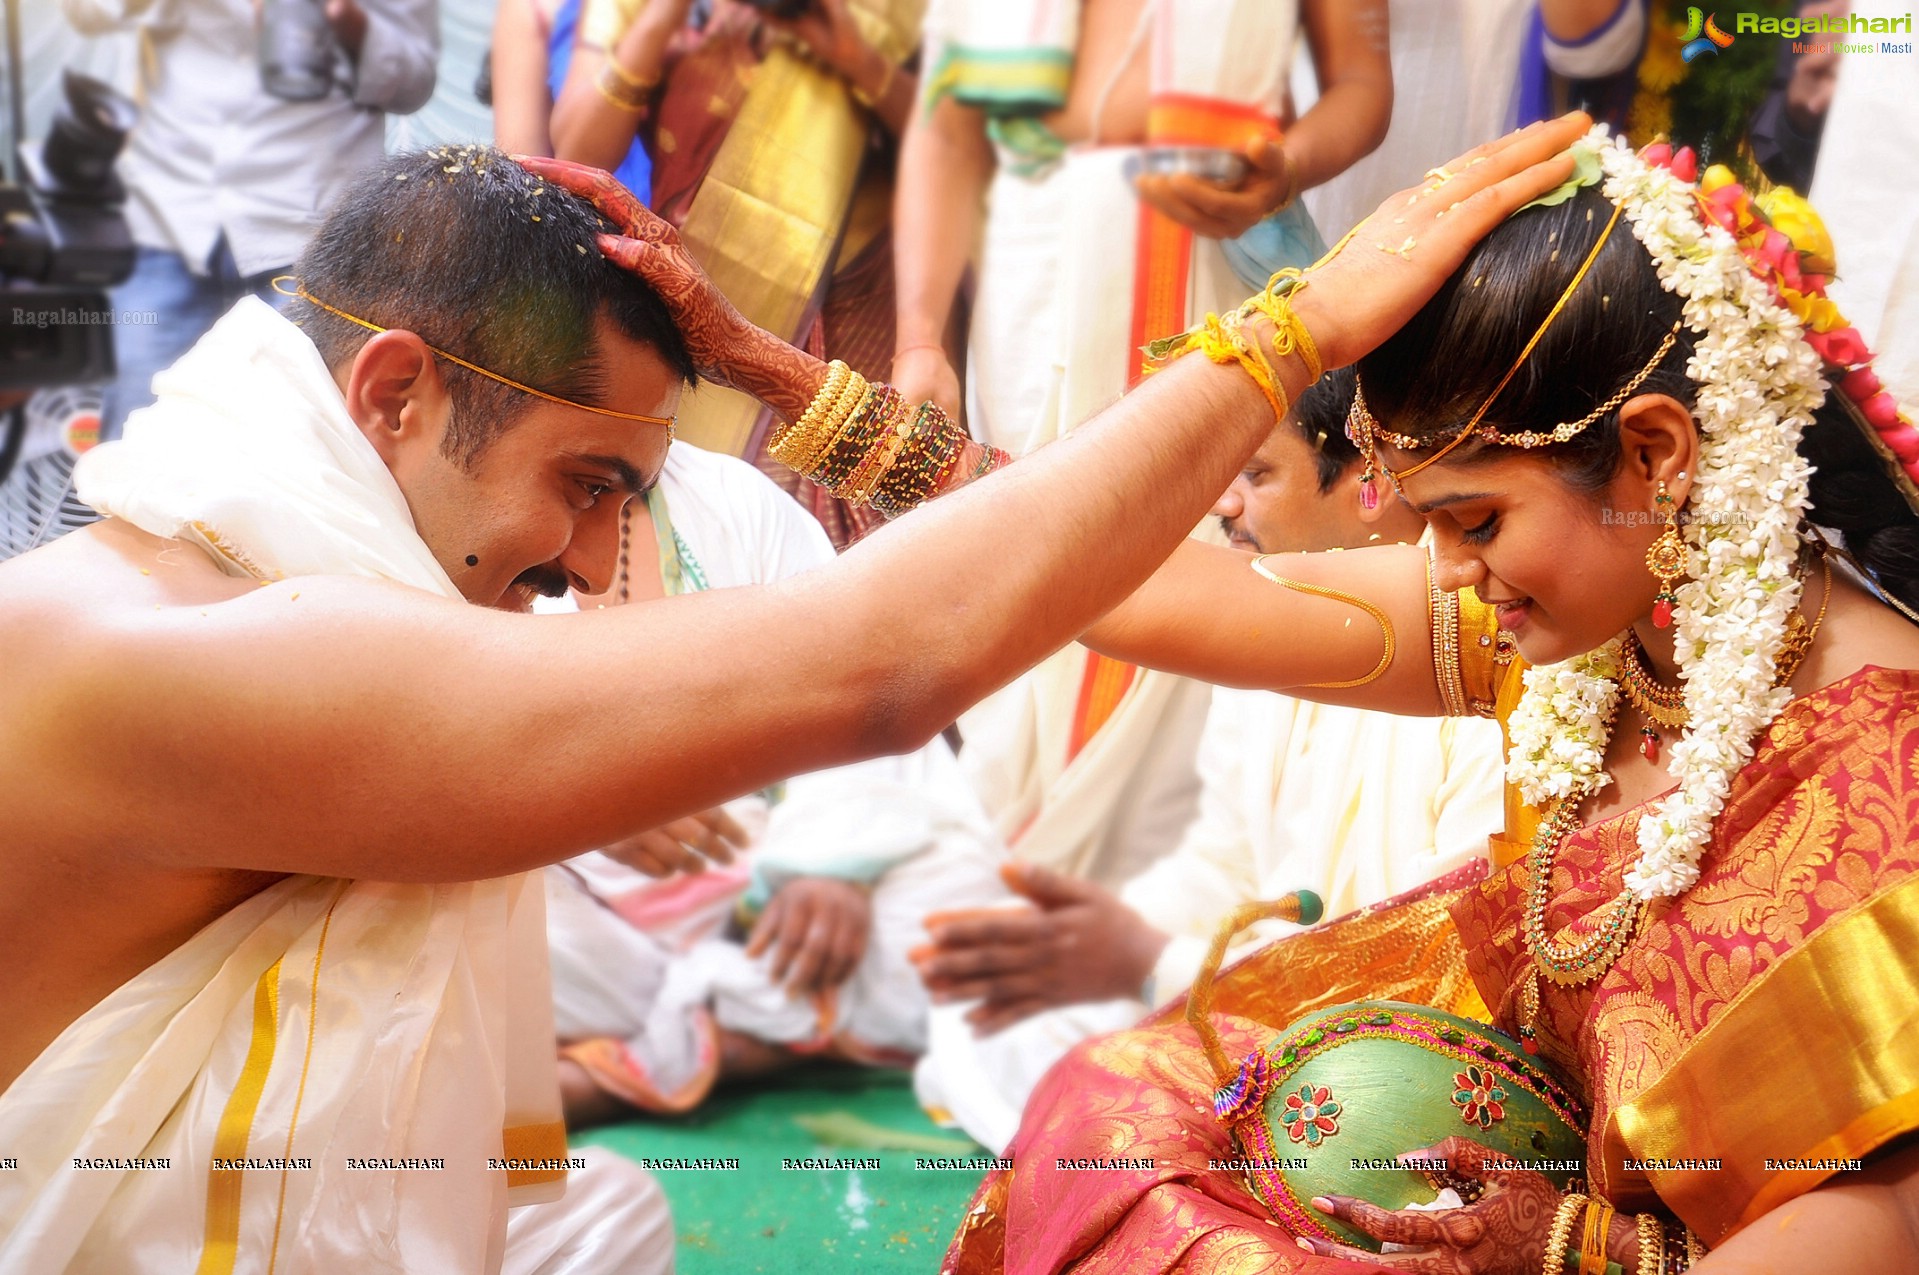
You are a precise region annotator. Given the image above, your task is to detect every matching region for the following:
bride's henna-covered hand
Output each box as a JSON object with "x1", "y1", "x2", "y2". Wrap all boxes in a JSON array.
[
  {"x1": 1295, "y1": 1136, "x2": 1568, "y2": 1274},
  {"x1": 512, "y1": 155, "x2": 829, "y2": 421}
]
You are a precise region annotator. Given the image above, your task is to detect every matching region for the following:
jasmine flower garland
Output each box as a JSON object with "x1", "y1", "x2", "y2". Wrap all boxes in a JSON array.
[{"x1": 1503, "y1": 127, "x2": 1822, "y2": 901}]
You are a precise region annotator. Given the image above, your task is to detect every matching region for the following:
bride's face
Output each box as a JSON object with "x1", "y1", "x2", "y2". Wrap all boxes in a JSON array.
[{"x1": 1387, "y1": 447, "x2": 1665, "y2": 666}]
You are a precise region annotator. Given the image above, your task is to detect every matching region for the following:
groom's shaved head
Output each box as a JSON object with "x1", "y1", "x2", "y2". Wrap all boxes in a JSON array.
[{"x1": 292, "y1": 144, "x2": 695, "y2": 466}]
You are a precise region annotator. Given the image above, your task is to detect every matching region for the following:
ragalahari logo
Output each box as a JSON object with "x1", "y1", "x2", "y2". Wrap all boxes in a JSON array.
[{"x1": 1681, "y1": 8, "x2": 1736, "y2": 61}]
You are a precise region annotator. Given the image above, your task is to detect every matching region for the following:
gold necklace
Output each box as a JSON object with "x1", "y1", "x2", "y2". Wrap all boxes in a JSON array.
[
  {"x1": 1517, "y1": 548, "x2": 1831, "y2": 1053},
  {"x1": 1618, "y1": 632, "x2": 1688, "y2": 762}
]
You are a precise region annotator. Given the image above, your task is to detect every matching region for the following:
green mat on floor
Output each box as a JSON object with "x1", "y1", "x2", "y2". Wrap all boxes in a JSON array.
[{"x1": 575, "y1": 1065, "x2": 994, "y2": 1273}]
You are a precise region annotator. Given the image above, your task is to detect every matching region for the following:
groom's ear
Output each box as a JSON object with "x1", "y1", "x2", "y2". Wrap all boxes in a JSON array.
[{"x1": 340, "y1": 330, "x2": 452, "y2": 468}]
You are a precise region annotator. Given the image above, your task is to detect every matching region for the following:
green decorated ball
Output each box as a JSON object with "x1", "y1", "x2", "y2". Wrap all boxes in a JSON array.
[{"x1": 1211, "y1": 1000, "x2": 1588, "y2": 1251}]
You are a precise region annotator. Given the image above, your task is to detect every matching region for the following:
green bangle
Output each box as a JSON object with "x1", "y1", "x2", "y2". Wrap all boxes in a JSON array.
[{"x1": 1563, "y1": 1252, "x2": 1625, "y2": 1275}]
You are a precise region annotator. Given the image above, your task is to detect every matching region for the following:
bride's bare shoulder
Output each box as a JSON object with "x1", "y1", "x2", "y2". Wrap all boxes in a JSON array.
[{"x1": 1799, "y1": 573, "x2": 1919, "y2": 692}]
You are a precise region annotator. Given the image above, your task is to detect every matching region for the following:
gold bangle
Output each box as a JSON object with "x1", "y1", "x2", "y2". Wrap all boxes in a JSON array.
[
  {"x1": 1427, "y1": 551, "x2": 1468, "y2": 716},
  {"x1": 770, "y1": 360, "x2": 856, "y2": 473},
  {"x1": 594, "y1": 60, "x2": 654, "y2": 111},
  {"x1": 603, "y1": 55, "x2": 660, "y2": 90},
  {"x1": 1272, "y1": 143, "x2": 1301, "y2": 213},
  {"x1": 1544, "y1": 1194, "x2": 1589, "y2": 1275},
  {"x1": 1634, "y1": 1213, "x2": 1665, "y2": 1275},
  {"x1": 1249, "y1": 555, "x2": 1396, "y2": 689},
  {"x1": 814, "y1": 368, "x2": 874, "y2": 470}
]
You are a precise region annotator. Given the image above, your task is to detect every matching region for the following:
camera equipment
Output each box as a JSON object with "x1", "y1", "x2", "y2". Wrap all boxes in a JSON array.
[
  {"x1": 2, "y1": 0, "x2": 139, "y2": 394},
  {"x1": 259, "y1": 0, "x2": 341, "y2": 102}
]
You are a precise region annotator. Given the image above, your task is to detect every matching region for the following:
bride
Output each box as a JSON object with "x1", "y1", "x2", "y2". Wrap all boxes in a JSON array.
[
  {"x1": 941, "y1": 134, "x2": 1919, "y2": 1273},
  {"x1": 533, "y1": 119, "x2": 1919, "y2": 1273}
]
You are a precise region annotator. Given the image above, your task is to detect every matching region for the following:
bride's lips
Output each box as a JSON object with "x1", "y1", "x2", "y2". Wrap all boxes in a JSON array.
[{"x1": 1485, "y1": 595, "x2": 1533, "y2": 631}]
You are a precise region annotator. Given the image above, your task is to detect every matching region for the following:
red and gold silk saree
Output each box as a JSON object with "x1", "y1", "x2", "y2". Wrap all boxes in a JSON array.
[{"x1": 945, "y1": 665, "x2": 1919, "y2": 1272}]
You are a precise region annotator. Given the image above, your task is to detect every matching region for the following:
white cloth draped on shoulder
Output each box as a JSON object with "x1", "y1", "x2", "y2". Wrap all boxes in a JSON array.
[{"x1": 0, "y1": 297, "x2": 665, "y2": 1274}]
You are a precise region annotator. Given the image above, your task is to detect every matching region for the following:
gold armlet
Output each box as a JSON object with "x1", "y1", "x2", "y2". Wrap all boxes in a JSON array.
[
  {"x1": 1250, "y1": 555, "x2": 1395, "y2": 689},
  {"x1": 1428, "y1": 551, "x2": 1469, "y2": 716}
]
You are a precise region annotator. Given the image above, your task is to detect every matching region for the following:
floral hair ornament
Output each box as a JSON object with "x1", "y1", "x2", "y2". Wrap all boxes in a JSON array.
[
  {"x1": 1503, "y1": 126, "x2": 1888, "y2": 903},
  {"x1": 271, "y1": 276, "x2": 678, "y2": 436},
  {"x1": 1677, "y1": 154, "x2": 1919, "y2": 515}
]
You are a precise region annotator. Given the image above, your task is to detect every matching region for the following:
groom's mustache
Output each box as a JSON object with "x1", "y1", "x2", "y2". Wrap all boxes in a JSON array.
[{"x1": 513, "y1": 565, "x2": 573, "y2": 599}]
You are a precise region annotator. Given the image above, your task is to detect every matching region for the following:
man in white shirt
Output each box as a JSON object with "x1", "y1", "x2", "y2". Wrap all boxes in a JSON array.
[
  {"x1": 61, "y1": 0, "x2": 438, "y2": 440},
  {"x1": 910, "y1": 369, "x2": 1508, "y2": 1152}
]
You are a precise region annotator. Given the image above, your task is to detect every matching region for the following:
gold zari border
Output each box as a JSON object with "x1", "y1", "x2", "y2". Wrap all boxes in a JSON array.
[
  {"x1": 502, "y1": 1122, "x2": 572, "y2": 1190},
  {"x1": 1610, "y1": 872, "x2": 1919, "y2": 1244}
]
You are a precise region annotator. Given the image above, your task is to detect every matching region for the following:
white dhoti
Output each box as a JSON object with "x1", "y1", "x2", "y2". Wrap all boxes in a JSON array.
[
  {"x1": 949, "y1": 0, "x2": 1307, "y2": 889},
  {"x1": 504, "y1": 1150, "x2": 674, "y2": 1275}
]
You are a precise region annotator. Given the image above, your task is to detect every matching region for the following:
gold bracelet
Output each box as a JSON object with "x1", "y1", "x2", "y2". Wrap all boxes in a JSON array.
[
  {"x1": 1634, "y1": 1213, "x2": 1665, "y2": 1275},
  {"x1": 770, "y1": 361, "x2": 865, "y2": 474},
  {"x1": 1427, "y1": 551, "x2": 1468, "y2": 716},
  {"x1": 594, "y1": 60, "x2": 654, "y2": 112},
  {"x1": 1272, "y1": 143, "x2": 1301, "y2": 213},
  {"x1": 1544, "y1": 1194, "x2": 1588, "y2": 1275},
  {"x1": 1249, "y1": 555, "x2": 1396, "y2": 689},
  {"x1": 769, "y1": 359, "x2": 850, "y2": 469}
]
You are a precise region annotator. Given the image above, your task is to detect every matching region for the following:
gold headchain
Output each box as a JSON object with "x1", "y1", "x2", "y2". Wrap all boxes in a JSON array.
[
  {"x1": 272, "y1": 276, "x2": 677, "y2": 433},
  {"x1": 1346, "y1": 199, "x2": 1680, "y2": 496}
]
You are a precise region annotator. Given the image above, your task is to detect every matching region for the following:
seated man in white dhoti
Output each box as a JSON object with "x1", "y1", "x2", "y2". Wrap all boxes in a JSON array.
[
  {"x1": 911, "y1": 372, "x2": 1507, "y2": 1152},
  {"x1": 0, "y1": 117, "x2": 1593, "y2": 1273},
  {"x1": 536, "y1": 443, "x2": 1006, "y2": 1125}
]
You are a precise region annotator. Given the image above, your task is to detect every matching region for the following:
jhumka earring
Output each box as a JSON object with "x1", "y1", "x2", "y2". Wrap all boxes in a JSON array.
[{"x1": 1645, "y1": 480, "x2": 1687, "y2": 628}]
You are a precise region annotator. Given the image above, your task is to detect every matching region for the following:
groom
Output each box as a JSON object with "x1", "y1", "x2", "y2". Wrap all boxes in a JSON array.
[{"x1": 0, "y1": 120, "x2": 1589, "y2": 1272}]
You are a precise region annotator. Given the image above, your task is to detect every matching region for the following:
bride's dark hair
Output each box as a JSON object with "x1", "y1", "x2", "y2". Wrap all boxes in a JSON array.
[{"x1": 1355, "y1": 186, "x2": 1919, "y2": 613}]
